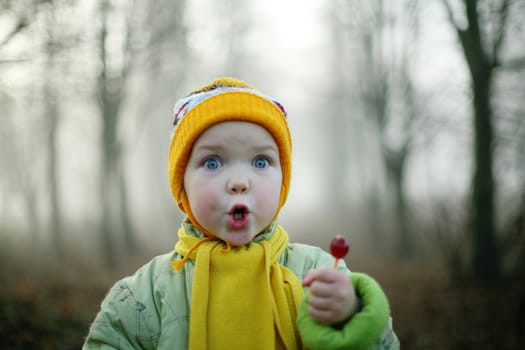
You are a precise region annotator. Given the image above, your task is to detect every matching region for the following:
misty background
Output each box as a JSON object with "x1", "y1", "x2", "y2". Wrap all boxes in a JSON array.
[{"x1": 1, "y1": 0, "x2": 524, "y2": 348}]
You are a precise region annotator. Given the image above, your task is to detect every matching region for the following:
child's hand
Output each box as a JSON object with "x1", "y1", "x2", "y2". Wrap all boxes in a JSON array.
[{"x1": 302, "y1": 266, "x2": 359, "y2": 325}]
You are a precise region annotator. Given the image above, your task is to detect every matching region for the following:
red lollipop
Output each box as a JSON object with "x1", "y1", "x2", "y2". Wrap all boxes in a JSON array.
[{"x1": 330, "y1": 235, "x2": 350, "y2": 268}]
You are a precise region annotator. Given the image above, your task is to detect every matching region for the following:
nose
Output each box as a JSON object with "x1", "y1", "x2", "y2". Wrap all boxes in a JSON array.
[{"x1": 227, "y1": 174, "x2": 250, "y2": 194}]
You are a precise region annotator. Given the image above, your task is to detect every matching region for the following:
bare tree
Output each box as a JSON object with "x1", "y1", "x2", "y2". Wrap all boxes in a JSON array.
[
  {"x1": 95, "y1": 0, "x2": 190, "y2": 267},
  {"x1": 440, "y1": 0, "x2": 521, "y2": 282},
  {"x1": 329, "y1": 0, "x2": 421, "y2": 256},
  {"x1": 0, "y1": 1, "x2": 34, "y2": 233},
  {"x1": 96, "y1": 0, "x2": 135, "y2": 268},
  {"x1": 371, "y1": 0, "x2": 420, "y2": 257},
  {"x1": 323, "y1": 1, "x2": 359, "y2": 239},
  {"x1": 0, "y1": 93, "x2": 41, "y2": 240},
  {"x1": 1, "y1": 0, "x2": 74, "y2": 253},
  {"x1": 42, "y1": 0, "x2": 64, "y2": 257}
]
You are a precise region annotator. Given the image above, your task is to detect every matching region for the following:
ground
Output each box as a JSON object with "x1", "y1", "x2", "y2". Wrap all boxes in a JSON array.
[
  {"x1": 371, "y1": 261, "x2": 523, "y2": 349},
  {"x1": 0, "y1": 255, "x2": 522, "y2": 349}
]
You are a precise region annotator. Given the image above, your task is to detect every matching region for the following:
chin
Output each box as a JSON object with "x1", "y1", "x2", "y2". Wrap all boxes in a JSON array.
[{"x1": 223, "y1": 232, "x2": 256, "y2": 247}]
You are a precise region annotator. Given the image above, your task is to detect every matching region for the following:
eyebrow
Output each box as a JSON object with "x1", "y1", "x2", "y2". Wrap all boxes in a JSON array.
[{"x1": 193, "y1": 144, "x2": 223, "y2": 152}]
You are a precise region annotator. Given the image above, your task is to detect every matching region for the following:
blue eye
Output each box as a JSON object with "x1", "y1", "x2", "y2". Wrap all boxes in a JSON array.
[
  {"x1": 252, "y1": 157, "x2": 270, "y2": 169},
  {"x1": 203, "y1": 157, "x2": 222, "y2": 169}
]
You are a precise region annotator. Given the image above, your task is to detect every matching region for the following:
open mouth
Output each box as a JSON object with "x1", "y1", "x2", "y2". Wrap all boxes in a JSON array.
[{"x1": 230, "y1": 205, "x2": 249, "y2": 220}]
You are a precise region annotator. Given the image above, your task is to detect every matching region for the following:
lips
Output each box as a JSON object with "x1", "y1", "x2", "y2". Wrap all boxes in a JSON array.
[{"x1": 228, "y1": 205, "x2": 250, "y2": 229}]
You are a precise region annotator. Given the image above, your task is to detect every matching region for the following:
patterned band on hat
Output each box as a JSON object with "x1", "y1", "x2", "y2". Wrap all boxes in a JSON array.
[{"x1": 172, "y1": 85, "x2": 287, "y2": 128}]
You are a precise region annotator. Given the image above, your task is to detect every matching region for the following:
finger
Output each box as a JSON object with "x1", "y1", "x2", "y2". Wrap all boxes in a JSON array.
[
  {"x1": 302, "y1": 270, "x2": 314, "y2": 287},
  {"x1": 308, "y1": 294, "x2": 335, "y2": 311},
  {"x1": 309, "y1": 280, "x2": 335, "y2": 297},
  {"x1": 303, "y1": 266, "x2": 339, "y2": 287}
]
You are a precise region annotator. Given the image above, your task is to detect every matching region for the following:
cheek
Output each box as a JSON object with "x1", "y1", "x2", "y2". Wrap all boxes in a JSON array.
[
  {"x1": 188, "y1": 184, "x2": 221, "y2": 218},
  {"x1": 255, "y1": 179, "x2": 282, "y2": 216}
]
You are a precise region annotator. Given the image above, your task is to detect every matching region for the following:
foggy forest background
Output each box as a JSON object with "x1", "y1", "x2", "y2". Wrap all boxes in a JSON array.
[{"x1": 1, "y1": 0, "x2": 524, "y2": 349}]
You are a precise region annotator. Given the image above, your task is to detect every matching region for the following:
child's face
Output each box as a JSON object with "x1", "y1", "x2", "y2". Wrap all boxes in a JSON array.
[{"x1": 183, "y1": 121, "x2": 283, "y2": 246}]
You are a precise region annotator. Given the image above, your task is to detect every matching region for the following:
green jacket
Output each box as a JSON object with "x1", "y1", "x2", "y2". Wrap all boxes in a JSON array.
[{"x1": 83, "y1": 243, "x2": 399, "y2": 349}]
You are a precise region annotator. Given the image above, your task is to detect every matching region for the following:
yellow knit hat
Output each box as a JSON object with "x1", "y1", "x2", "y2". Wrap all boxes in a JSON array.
[{"x1": 168, "y1": 77, "x2": 292, "y2": 235}]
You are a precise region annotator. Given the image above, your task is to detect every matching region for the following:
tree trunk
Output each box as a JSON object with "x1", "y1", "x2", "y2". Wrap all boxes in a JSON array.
[
  {"x1": 45, "y1": 84, "x2": 62, "y2": 257},
  {"x1": 97, "y1": 0, "x2": 138, "y2": 267},
  {"x1": 443, "y1": 0, "x2": 503, "y2": 282},
  {"x1": 471, "y1": 71, "x2": 500, "y2": 281},
  {"x1": 44, "y1": 4, "x2": 62, "y2": 258},
  {"x1": 25, "y1": 185, "x2": 40, "y2": 242},
  {"x1": 385, "y1": 148, "x2": 412, "y2": 257},
  {"x1": 99, "y1": 82, "x2": 118, "y2": 268},
  {"x1": 119, "y1": 164, "x2": 137, "y2": 252},
  {"x1": 98, "y1": 0, "x2": 116, "y2": 269},
  {"x1": 461, "y1": 0, "x2": 501, "y2": 282}
]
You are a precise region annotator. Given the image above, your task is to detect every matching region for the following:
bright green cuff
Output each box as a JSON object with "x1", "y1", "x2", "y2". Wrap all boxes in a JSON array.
[{"x1": 297, "y1": 272, "x2": 390, "y2": 350}]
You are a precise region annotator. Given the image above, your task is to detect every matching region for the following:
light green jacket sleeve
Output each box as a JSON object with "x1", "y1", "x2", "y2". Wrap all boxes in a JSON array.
[{"x1": 83, "y1": 252, "x2": 191, "y2": 350}]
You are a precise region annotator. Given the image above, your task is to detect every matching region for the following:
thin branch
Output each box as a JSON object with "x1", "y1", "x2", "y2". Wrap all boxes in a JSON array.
[
  {"x1": 441, "y1": 0, "x2": 469, "y2": 49},
  {"x1": 492, "y1": 0, "x2": 511, "y2": 67},
  {"x1": 440, "y1": 0, "x2": 460, "y2": 32},
  {"x1": 0, "y1": 57, "x2": 31, "y2": 64},
  {"x1": 0, "y1": 17, "x2": 29, "y2": 50}
]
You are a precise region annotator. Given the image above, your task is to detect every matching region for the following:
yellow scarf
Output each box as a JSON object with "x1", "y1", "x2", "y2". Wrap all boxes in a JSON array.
[{"x1": 173, "y1": 223, "x2": 305, "y2": 350}]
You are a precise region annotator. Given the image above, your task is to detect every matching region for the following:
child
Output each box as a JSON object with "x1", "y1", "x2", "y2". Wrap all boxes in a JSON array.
[{"x1": 83, "y1": 78, "x2": 399, "y2": 349}]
